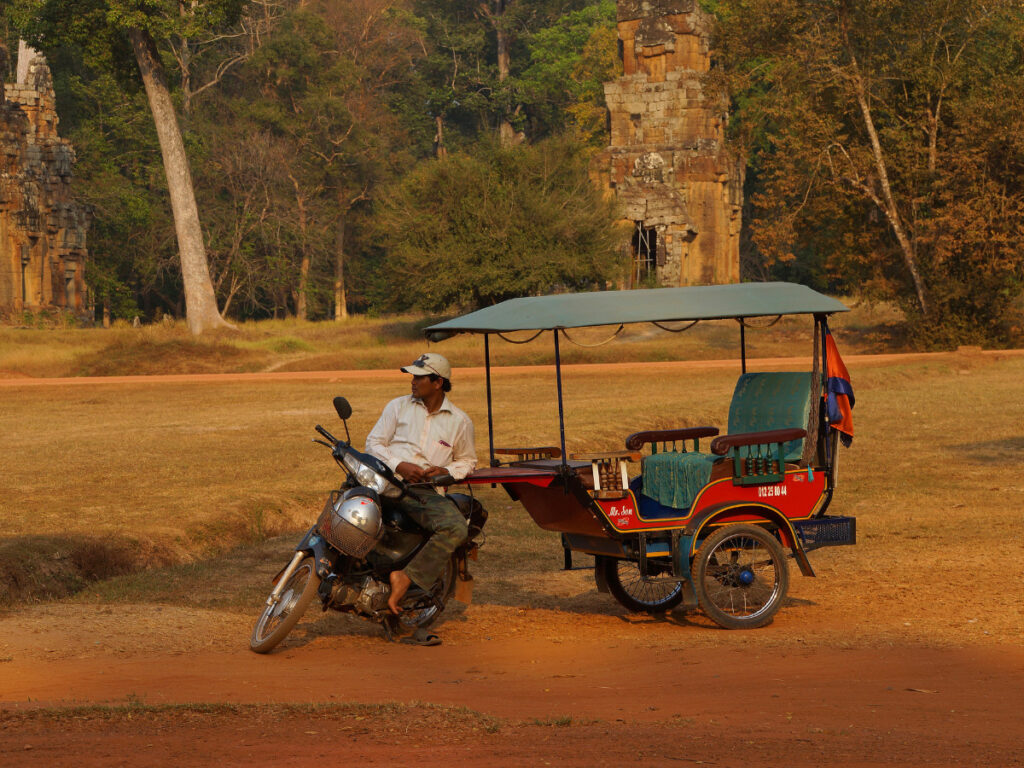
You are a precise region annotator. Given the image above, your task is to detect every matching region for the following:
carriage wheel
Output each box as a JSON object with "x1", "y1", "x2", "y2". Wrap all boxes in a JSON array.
[
  {"x1": 691, "y1": 524, "x2": 789, "y2": 630},
  {"x1": 600, "y1": 556, "x2": 684, "y2": 614}
]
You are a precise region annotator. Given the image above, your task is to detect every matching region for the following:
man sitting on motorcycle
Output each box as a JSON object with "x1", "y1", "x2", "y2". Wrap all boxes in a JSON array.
[{"x1": 365, "y1": 352, "x2": 477, "y2": 615}]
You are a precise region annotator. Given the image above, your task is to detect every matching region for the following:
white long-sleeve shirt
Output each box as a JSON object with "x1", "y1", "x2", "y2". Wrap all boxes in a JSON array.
[{"x1": 365, "y1": 395, "x2": 477, "y2": 481}]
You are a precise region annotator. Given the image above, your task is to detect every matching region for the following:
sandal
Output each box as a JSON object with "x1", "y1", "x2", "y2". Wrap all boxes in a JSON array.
[{"x1": 399, "y1": 627, "x2": 442, "y2": 646}]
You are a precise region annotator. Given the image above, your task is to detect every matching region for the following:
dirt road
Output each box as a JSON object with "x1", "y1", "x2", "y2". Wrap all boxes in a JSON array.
[
  {"x1": 2, "y1": 599, "x2": 1022, "y2": 767},
  {"x1": 3, "y1": 347, "x2": 1021, "y2": 387}
]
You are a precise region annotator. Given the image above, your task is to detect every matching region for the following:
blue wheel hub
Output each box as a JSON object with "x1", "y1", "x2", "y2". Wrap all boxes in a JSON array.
[{"x1": 738, "y1": 568, "x2": 755, "y2": 585}]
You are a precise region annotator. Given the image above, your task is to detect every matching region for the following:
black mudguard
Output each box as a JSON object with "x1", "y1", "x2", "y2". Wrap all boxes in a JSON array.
[{"x1": 271, "y1": 527, "x2": 342, "y2": 583}]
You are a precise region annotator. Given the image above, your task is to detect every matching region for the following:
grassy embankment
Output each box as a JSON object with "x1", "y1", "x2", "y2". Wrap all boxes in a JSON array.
[
  {"x1": 1, "y1": 306, "x2": 1022, "y2": 646},
  {"x1": 0, "y1": 301, "x2": 910, "y2": 379}
]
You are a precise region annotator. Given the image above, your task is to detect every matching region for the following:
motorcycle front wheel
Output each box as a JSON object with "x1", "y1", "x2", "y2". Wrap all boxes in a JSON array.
[{"x1": 250, "y1": 555, "x2": 320, "y2": 653}]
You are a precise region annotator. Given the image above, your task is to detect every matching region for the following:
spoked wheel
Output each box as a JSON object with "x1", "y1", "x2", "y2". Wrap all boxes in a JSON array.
[
  {"x1": 691, "y1": 524, "x2": 789, "y2": 630},
  {"x1": 250, "y1": 556, "x2": 320, "y2": 653},
  {"x1": 399, "y1": 556, "x2": 456, "y2": 630},
  {"x1": 600, "y1": 556, "x2": 684, "y2": 614}
]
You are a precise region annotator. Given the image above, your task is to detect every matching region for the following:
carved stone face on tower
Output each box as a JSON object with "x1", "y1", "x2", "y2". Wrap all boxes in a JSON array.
[
  {"x1": 618, "y1": 0, "x2": 696, "y2": 21},
  {"x1": 635, "y1": 18, "x2": 676, "y2": 51},
  {"x1": 633, "y1": 152, "x2": 666, "y2": 183}
]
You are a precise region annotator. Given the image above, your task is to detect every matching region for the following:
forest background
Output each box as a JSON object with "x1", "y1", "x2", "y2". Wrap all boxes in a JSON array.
[{"x1": 4, "y1": 0, "x2": 1024, "y2": 347}]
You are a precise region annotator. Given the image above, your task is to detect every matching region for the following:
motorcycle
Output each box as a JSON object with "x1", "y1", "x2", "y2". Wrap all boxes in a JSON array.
[{"x1": 249, "y1": 396, "x2": 487, "y2": 653}]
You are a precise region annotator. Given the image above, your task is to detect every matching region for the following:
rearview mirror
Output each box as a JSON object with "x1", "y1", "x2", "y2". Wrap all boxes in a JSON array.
[{"x1": 333, "y1": 397, "x2": 352, "y2": 420}]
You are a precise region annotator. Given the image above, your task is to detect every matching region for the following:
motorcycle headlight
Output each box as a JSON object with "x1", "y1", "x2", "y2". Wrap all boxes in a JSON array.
[
  {"x1": 355, "y1": 464, "x2": 384, "y2": 490},
  {"x1": 342, "y1": 452, "x2": 362, "y2": 474},
  {"x1": 351, "y1": 460, "x2": 402, "y2": 498}
]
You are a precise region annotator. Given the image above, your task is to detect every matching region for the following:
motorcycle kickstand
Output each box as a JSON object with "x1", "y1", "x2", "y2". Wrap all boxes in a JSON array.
[{"x1": 381, "y1": 614, "x2": 401, "y2": 643}]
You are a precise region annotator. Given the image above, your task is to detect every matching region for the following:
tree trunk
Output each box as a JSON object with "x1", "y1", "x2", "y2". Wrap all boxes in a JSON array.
[
  {"x1": 128, "y1": 27, "x2": 232, "y2": 335},
  {"x1": 296, "y1": 255, "x2": 310, "y2": 320},
  {"x1": 926, "y1": 98, "x2": 941, "y2": 174},
  {"x1": 291, "y1": 176, "x2": 310, "y2": 321},
  {"x1": 334, "y1": 205, "x2": 349, "y2": 321},
  {"x1": 434, "y1": 115, "x2": 448, "y2": 161},
  {"x1": 494, "y1": 0, "x2": 515, "y2": 147},
  {"x1": 221, "y1": 274, "x2": 241, "y2": 319},
  {"x1": 849, "y1": 63, "x2": 929, "y2": 317}
]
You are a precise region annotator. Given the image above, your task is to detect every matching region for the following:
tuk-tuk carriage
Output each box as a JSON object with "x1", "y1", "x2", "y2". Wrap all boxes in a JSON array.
[{"x1": 426, "y1": 282, "x2": 856, "y2": 629}]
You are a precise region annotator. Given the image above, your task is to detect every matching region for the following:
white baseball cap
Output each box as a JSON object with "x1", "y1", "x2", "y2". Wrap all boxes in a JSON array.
[{"x1": 401, "y1": 352, "x2": 452, "y2": 380}]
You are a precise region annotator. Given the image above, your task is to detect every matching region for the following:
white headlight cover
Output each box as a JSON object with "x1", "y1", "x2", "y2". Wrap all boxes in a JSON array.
[
  {"x1": 354, "y1": 464, "x2": 401, "y2": 497},
  {"x1": 354, "y1": 463, "x2": 381, "y2": 489},
  {"x1": 342, "y1": 452, "x2": 362, "y2": 474}
]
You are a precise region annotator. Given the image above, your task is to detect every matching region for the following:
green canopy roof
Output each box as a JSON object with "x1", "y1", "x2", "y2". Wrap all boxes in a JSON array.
[{"x1": 425, "y1": 282, "x2": 848, "y2": 341}]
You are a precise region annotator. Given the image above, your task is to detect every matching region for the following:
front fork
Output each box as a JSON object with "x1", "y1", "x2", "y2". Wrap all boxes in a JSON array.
[
  {"x1": 266, "y1": 551, "x2": 306, "y2": 607},
  {"x1": 265, "y1": 528, "x2": 337, "y2": 607}
]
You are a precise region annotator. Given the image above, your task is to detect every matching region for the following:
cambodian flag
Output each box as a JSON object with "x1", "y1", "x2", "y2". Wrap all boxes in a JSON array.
[{"x1": 824, "y1": 320, "x2": 854, "y2": 446}]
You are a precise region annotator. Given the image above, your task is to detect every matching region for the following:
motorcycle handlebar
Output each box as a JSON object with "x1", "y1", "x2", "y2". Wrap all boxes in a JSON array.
[
  {"x1": 405, "y1": 473, "x2": 456, "y2": 488},
  {"x1": 315, "y1": 424, "x2": 337, "y2": 444}
]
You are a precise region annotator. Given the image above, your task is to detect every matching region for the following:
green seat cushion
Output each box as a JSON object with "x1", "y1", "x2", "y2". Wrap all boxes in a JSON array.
[
  {"x1": 728, "y1": 372, "x2": 814, "y2": 462},
  {"x1": 641, "y1": 451, "x2": 718, "y2": 509}
]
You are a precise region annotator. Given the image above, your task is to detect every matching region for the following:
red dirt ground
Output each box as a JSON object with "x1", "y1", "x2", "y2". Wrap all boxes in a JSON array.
[{"x1": 2, "y1": 607, "x2": 1022, "y2": 767}]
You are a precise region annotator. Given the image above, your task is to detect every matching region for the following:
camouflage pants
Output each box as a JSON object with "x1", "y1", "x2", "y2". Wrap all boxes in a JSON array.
[{"x1": 394, "y1": 491, "x2": 467, "y2": 589}]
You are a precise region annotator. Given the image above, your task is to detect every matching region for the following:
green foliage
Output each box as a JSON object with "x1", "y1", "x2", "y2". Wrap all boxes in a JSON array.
[
  {"x1": 15, "y1": 0, "x2": 246, "y2": 43},
  {"x1": 373, "y1": 137, "x2": 626, "y2": 311},
  {"x1": 37, "y1": 0, "x2": 1019, "y2": 341},
  {"x1": 45, "y1": 57, "x2": 175, "y2": 320},
  {"x1": 515, "y1": 0, "x2": 619, "y2": 143},
  {"x1": 12, "y1": 0, "x2": 270, "y2": 327},
  {"x1": 393, "y1": 0, "x2": 496, "y2": 148},
  {"x1": 399, "y1": 0, "x2": 610, "y2": 146},
  {"x1": 189, "y1": 2, "x2": 421, "y2": 319},
  {"x1": 714, "y1": 0, "x2": 1024, "y2": 346},
  {"x1": 8, "y1": 0, "x2": 629, "y2": 324}
]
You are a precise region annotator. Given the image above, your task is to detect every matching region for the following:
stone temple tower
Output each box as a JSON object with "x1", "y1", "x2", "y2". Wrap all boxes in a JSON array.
[
  {"x1": 0, "y1": 43, "x2": 90, "y2": 319},
  {"x1": 594, "y1": 0, "x2": 742, "y2": 287}
]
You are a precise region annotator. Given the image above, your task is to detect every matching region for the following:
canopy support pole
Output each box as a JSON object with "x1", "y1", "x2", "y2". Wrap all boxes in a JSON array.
[
  {"x1": 805, "y1": 315, "x2": 822, "y2": 466},
  {"x1": 819, "y1": 315, "x2": 832, "y2": 468},
  {"x1": 485, "y1": 333, "x2": 496, "y2": 467},
  {"x1": 740, "y1": 320, "x2": 747, "y2": 373},
  {"x1": 553, "y1": 330, "x2": 568, "y2": 466}
]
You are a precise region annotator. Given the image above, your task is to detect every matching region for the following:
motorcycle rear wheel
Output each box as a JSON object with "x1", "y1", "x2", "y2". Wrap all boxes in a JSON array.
[{"x1": 250, "y1": 556, "x2": 320, "y2": 653}]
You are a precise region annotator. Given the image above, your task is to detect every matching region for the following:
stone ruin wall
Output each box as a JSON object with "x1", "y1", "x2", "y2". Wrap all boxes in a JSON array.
[
  {"x1": 0, "y1": 49, "x2": 90, "y2": 319},
  {"x1": 594, "y1": 0, "x2": 743, "y2": 287}
]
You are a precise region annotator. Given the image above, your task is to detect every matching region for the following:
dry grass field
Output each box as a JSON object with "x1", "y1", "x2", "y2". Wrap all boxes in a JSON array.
[
  {"x1": 1, "y1": 340, "x2": 1022, "y2": 647},
  {"x1": 0, "y1": 301, "x2": 910, "y2": 379},
  {"x1": 2, "y1": 315, "x2": 1023, "y2": 766}
]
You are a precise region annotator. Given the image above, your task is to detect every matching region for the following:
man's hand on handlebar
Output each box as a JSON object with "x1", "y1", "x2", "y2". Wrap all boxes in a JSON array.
[{"x1": 396, "y1": 462, "x2": 450, "y2": 484}]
